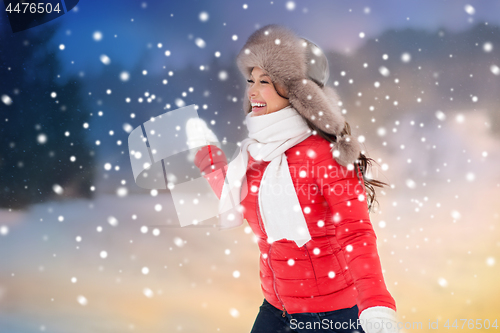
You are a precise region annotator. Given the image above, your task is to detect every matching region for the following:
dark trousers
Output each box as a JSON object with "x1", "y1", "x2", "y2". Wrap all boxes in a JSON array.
[{"x1": 250, "y1": 298, "x2": 366, "y2": 333}]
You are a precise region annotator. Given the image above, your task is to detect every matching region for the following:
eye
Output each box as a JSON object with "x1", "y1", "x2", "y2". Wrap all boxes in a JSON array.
[
  {"x1": 260, "y1": 80, "x2": 269, "y2": 84},
  {"x1": 246, "y1": 79, "x2": 254, "y2": 84}
]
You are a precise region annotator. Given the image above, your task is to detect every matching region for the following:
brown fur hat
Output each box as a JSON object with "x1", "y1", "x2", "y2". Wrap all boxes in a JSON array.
[{"x1": 236, "y1": 24, "x2": 361, "y2": 166}]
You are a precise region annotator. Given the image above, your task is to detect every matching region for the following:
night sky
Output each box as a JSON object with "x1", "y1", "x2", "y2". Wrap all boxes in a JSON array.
[{"x1": 5, "y1": 0, "x2": 499, "y2": 78}]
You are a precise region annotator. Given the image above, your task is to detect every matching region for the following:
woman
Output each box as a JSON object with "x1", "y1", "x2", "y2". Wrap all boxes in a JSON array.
[{"x1": 194, "y1": 24, "x2": 397, "y2": 333}]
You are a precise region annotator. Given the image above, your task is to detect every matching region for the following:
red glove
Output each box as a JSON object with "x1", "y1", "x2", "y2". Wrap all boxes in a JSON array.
[
  {"x1": 194, "y1": 145, "x2": 228, "y2": 199},
  {"x1": 194, "y1": 145, "x2": 228, "y2": 175}
]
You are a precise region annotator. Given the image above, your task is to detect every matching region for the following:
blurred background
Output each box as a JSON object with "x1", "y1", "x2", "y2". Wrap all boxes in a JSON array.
[{"x1": 1, "y1": 0, "x2": 500, "y2": 332}]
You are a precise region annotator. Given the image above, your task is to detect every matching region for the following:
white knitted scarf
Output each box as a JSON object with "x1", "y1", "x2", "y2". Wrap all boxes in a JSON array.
[{"x1": 218, "y1": 106, "x2": 312, "y2": 247}]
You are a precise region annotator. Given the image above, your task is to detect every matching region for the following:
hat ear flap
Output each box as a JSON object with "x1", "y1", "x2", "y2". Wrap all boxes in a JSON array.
[
  {"x1": 287, "y1": 79, "x2": 345, "y2": 135},
  {"x1": 320, "y1": 85, "x2": 362, "y2": 166},
  {"x1": 287, "y1": 80, "x2": 361, "y2": 166},
  {"x1": 321, "y1": 86, "x2": 342, "y2": 117},
  {"x1": 332, "y1": 135, "x2": 362, "y2": 167}
]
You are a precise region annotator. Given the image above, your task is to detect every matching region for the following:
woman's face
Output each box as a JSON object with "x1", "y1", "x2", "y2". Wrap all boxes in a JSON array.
[{"x1": 247, "y1": 67, "x2": 290, "y2": 117}]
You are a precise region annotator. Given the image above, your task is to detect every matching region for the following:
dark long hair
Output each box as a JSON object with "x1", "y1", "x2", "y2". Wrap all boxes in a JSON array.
[{"x1": 245, "y1": 77, "x2": 388, "y2": 212}]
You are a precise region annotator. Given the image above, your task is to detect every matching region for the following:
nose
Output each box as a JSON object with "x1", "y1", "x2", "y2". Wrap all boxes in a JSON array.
[{"x1": 248, "y1": 84, "x2": 257, "y2": 100}]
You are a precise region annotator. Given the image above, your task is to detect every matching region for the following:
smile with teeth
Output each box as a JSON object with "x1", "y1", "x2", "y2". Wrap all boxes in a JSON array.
[{"x1": 251, "y1": 102, "x2": 267, "y2": 109}]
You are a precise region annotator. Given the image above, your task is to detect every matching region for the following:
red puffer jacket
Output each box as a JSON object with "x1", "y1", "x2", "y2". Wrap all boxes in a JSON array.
[{"x1": 195, "y1": 135, "x2": 396, "y2": 316}]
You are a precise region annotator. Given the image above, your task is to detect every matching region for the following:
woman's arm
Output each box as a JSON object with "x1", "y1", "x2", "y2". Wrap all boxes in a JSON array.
[
  {"x1": 194, "y1": 145, "x2": 228, "y2": 200},
  {"x1": 311, "y1": 141, "x2": 396, "y2": 315}
]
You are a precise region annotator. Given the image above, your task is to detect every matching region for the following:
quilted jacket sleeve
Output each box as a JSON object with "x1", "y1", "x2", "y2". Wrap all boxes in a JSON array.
[
  {"x1": 194, "y1": 145, "x2": 228, "y2": 200},
  {"x1": 311, "y1": 140, "x2": 396, "y2": 315}
]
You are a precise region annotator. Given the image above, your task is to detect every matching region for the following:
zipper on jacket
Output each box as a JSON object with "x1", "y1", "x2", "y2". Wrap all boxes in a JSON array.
[
  {"x1": 268, "y1": 243, "x2": 287, "y2": 317},
  {"x1": 256, "y1": 199, "x2": 287, "y2": 317}
]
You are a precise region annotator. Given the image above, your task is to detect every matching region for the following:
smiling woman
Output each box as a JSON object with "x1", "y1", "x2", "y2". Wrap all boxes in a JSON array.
[
  {"x1": 194, "y1": 23, "x2": 396, "y2": 333},
  {"x1": 247, "y1": 67, "x2": 290, "y2": 117}
]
